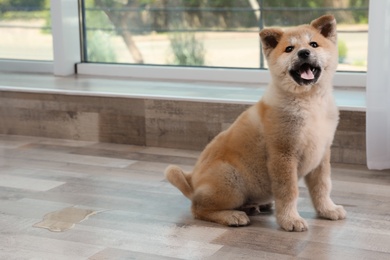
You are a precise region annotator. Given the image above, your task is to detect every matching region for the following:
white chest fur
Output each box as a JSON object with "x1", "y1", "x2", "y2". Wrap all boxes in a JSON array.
[{"x1": 296, "y1": 96, "x2": 338, "y2": 176}]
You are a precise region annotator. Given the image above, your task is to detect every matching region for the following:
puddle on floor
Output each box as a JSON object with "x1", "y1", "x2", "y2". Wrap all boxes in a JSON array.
[{"x1": 33, "y1": 206, "x2": 100, "y2": 232}]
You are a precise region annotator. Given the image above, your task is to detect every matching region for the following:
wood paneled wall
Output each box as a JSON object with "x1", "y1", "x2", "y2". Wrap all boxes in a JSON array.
[{"x1": 0, "y1": 91, "x2": 366, "y2": 164}]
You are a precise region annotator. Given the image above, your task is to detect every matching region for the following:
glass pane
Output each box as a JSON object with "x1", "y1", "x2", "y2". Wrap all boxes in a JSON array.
[
  {"x1": 0, "y1": 0, "x2": 53, "y2": 61},
  {"x1": 82, "y1": 0, "x2": 368, "y2": 72}
]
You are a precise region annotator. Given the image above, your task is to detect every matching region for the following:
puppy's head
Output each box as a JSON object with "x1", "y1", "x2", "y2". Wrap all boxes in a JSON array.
[{"x1": 260, "y1": 15, "x2": 338, "y2": 93}]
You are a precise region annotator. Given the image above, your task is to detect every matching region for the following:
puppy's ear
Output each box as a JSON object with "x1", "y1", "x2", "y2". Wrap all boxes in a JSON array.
[
  {"x1": 259, "y1": 28, "x2": 284, "y2": 57},
  {"x1": 310, "y1": 15, "x2": 337, "y2": 44}
]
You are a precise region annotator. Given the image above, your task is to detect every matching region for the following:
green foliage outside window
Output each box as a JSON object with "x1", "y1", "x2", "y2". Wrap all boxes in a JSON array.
[
  {"x1": 0, "y1": 0, "x2": 47, "y2": 19},
  {"x1": 87, "y1": 31, "x2": 117, "y2": 62},
  {"x1": 338, "y1": 39, "x2": 348, "y2": 63},
  {"x1": 169, "y1": 32, "x2": 206, "y2": 66}
]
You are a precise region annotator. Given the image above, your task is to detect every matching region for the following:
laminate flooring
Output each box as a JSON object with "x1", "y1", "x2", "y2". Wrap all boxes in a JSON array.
[{"x1": 1, "y1": 134, "x2": 390, "y2": 260}]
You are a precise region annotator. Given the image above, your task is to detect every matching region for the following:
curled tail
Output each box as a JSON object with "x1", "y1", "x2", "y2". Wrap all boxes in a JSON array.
[{"x1": 164, "y1": 165, "x2": 193, "y2": 200}]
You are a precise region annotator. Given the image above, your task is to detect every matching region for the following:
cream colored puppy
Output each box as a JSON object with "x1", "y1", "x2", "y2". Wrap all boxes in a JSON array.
[{"x1": 165, "y1": 15, "x2": 346, "y2": 231}]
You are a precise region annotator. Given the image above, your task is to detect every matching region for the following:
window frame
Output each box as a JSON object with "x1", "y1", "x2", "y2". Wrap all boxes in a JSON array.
[
  {"x1": 0, "y1": 0, "x2": 371, "y2": 89},
  {"x1": 76, "y1": 63, "x2": 366, "y2": 88}
]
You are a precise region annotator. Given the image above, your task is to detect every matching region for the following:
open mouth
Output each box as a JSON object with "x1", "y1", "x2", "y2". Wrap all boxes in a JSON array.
[{"x1": 289, "y1": 63, "x2": 321, "y2": 85}]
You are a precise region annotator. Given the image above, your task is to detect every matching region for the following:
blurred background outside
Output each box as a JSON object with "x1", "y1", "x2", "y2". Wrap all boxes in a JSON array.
[{"x1": 0, "y1": 0, "x2": 369, "y2": 71}]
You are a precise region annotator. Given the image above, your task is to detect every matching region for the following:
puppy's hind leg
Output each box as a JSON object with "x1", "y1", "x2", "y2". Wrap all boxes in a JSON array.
[
  {"x1": 194, "y1": 208, "x2": 250, "y2": 227},
  {"x1": 191, "y1": 180, "x2": 250, "y2": 227}
]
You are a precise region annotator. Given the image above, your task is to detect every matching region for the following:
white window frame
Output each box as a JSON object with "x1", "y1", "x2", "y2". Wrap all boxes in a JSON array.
[
  {"x1": 76, "y1": 63, "x2": 366, "y2": 87},
  {"x1": 0, "y1": 0, "x2": 370, "y2": 88}
]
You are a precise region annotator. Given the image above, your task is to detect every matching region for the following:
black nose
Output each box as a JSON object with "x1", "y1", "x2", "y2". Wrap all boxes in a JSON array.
[{"x1": 298, "y1": 49, "x2": 310, "y2": 59}]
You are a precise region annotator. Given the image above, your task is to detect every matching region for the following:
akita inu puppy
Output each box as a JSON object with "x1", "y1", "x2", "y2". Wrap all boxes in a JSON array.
[{"x1": 165, "y1": 15, "x2": 346, "y2": 231}]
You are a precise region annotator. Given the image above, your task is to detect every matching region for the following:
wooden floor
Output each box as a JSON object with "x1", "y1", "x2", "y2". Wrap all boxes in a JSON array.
[{"x1": 1, "y1": 134, "x2": 390, "y2": 260}]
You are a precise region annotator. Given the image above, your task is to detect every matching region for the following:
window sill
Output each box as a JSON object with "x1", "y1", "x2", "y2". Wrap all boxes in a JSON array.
[{"x1": 0, "y1": 72, "x2": 365, "y2": 112}]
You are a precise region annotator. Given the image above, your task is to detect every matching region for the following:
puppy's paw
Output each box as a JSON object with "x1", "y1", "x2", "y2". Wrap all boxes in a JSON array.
[
  {"x1": 226, "y1": 211, "x2": 250, "y2": 227},
  {"x1": 318, "y1": 205, "x2": 346, "y2": 220},
  {"x1": 278, "y1": 215, "x2": 308, "y2": 232}
]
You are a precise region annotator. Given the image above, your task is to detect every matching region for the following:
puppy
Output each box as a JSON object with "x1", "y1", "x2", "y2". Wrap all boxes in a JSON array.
[{"x1": 165, "y1": 15, "x2": 346, "y2": 231}]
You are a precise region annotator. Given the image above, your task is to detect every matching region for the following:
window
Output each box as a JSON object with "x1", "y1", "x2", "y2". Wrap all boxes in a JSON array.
[
  {"x1": 81, "y1": 0, "x2": 368, "y2": 72},
  {"x1": 0, "y1": 0, "x2": 52, "y2": 61},
  {"x1": 0, "y1": 0, "x2": 372, "y2": 87}
]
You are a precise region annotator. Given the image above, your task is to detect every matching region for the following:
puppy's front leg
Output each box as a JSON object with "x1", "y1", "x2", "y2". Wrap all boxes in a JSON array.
[
  {"x1": 269, "y1": 155, "x2": 308, "y2": 232},
  {"x1": 304, "y1": 149, "x2": 346, "y2": 220}
]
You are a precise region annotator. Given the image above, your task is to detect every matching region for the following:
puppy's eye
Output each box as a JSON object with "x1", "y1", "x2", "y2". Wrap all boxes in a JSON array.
[
  {"x1": 310, "y1": 42, "x2": 319, "y2": 48},
  {"x1": 285, "y1": 46, "x2": 294, "y2": 53}
]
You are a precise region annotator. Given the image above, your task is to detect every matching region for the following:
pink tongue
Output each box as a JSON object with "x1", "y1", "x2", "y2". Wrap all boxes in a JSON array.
[{"x1": 301, "y1": 68, "x2": 314, "y2": 80}]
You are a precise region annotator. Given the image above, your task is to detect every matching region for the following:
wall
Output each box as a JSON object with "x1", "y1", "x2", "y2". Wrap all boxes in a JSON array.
[{"x1": 0, "y1": 91, "x2": 366, "y2": 164}]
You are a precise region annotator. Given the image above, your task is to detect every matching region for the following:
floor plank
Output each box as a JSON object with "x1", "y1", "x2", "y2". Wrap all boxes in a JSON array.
[
  {"x1": 0, "y1": 175, "x2": 65, "y2": 191},
  {"x1": 1, "y1": 134, "x2": 390, "y2": 259}
]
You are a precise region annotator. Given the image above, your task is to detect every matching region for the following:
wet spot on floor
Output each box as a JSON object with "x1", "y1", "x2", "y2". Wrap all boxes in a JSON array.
[{"x1": 33, "y1": 206, "x2": 99, "y2": 232}]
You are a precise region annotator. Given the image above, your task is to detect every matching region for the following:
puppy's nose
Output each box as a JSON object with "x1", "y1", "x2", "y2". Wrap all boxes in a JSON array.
[{"x1": 298, "y1": 49, "x2": 310, "y2": 59}]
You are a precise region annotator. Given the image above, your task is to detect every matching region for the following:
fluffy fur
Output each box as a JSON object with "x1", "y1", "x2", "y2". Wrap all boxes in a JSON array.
[{"x1": 165, "y1": 15, "x2": 346, "y2": 232}]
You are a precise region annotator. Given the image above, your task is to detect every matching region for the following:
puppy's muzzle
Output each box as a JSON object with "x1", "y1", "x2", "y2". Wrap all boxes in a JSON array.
[{"x1": 289, "y1": 49, "x2": 321, "y2": 85}]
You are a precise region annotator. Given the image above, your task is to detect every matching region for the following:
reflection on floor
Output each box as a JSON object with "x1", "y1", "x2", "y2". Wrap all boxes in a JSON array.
[{"x1": 1, "y1": 135, "x2": 389, "y2": 259}]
